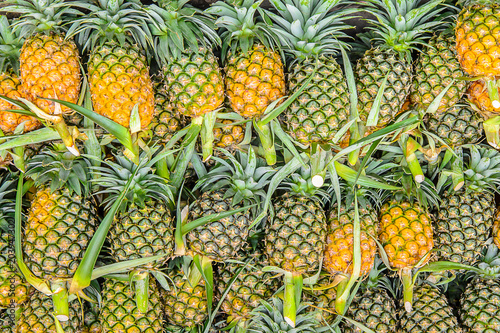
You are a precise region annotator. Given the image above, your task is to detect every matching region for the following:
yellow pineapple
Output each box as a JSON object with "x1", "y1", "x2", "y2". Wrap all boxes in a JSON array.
[{"x1": 493, "y1": 210, "x2": 500, "y2": 250}]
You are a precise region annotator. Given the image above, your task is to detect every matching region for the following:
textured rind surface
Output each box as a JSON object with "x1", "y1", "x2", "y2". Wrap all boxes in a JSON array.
[
  {"x1": 379, "y1": 200, "x2": 433, "y2": 269},
  {"x1": 20, "y1": 34, "x2": 81, "y2": 115},
  {"x1": 282, "y1": 56, "x2": 349, "y2": 146},
  {"x1": 434, "y1": 190, "x2": 494, "y2": 265},
  {"x1": 225, "y1": 44, "x2": 285, "y2": 119},
  {"x1": 266, "y1": 193, "x2": 326, "y2": 275},
  {"x1": 100, "y1": 278, "x2": 163, "y2": 333},
  {"x1": 88, "y1": 40, "x2": 154, "y2": 129},
  {"x1": 23, "y1": 187, "x2": 97, "y2": 280},
  {"x1": 0, "y1": 234, "x2": 31, "y2": 307},
  {"x1": 460, "y1": 278, "x2": 500, "y2": 333}
]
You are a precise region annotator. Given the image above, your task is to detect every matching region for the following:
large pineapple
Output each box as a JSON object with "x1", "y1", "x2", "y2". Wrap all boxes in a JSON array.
[
  {"x1": 4, "y1": 0, "x2": 82, "y2": 116},
  {"x1": 23, "y1": 145, "x2": 98, "y2": 320},
  {"x1": 266, "y1": 0, "x2": 351, "y2": 147},
  {"x1": 70, "y1": 0, "x2": 154, "y2": 129},
  {"x1": 357, "y1": 0, "x2": 446, "y2": 132},
  {"x1": 424, "y1": 99, "x2": 483, "y2": 147},
  {"x1": 17, "y1": 290, "x2": 82, "y2": 333},
  {"x1": 341, "y1": 259, "x2": 398, "y2": 333},
  {"x1": 434, "y1": 145, "x2": 499, "y2": 266},
  {"x1": 399, "y1": 279, "x2": 463, "y2": 333},
  {"x1": 411, "y1": 31, "x2": 469, "y2": 111},
  {"x1": 99, "y1": 277, "x2": 164, "y2": 333},
  {"x1": 186, "y1": 148, "x2": 274, "y2": 262},
  {"x1": 265, "y1": 167, "x2": 327, "y2": 327},
  {"x1": 216, "y1": 248, "x2": 279, "y2": 330},
  {"x1": 0, "y1": 16, "x2": 40, "y2": 135},
  {"x1": 0, "y1": 173, "x2": 31, "y2": 309},
  {"x1": 460, "y1": 245, "x2": 500, "y2": 332}
]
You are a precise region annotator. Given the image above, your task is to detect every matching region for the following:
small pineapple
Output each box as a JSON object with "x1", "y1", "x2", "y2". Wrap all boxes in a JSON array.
[
  {"x1": 434, "y1": 145, "x2": 499, "y2": 266},
  {"x1": 99, "y1": 277, "x2": 164, "y2": 333},
  {"x1": 460, "y1": 245, "x2": 500, "y2": 332},
  {"x1": 4, "y1": 0, "x2": 82, "y2": 116},
  {"x1": 70, "y1": 0, "x2": 154, "y2": 129}
]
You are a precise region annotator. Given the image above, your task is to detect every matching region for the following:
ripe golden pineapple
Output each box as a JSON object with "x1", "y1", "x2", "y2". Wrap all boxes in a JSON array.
[
  {"x1": 494, "y1": 210, "x2": 500, "y2": 250},
  {"x1": 213, "y1": 118, "x2": 245, "y2": 149},
  {"x1": 467, "y1": 79, "x2": 500, "y2": 117},
  {"x1": 70, "y1": 0, "x2": 154, "y2": 129}
]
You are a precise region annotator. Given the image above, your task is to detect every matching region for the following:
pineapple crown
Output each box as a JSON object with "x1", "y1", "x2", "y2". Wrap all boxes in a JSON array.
[
  {"x1": 249, "y1": 298, "x2": 320, "y2": 332},
  {"x1": 146, "y1": 0, "x2": 221, "y2": 63},
  {"x1": 363, "y1": 257, "x2": 395, "y2": 294},
  {"x1": 93, "y1": 150, "x2": 174, "y2": 213},
  {"x1": 206, "y1": 0, "x2": 280, "y2": 59},
  {"x1": 0, "y1": 16, "x2": 24, "y2": 75},
  {"x1": 0, "y1": 172, "x2": 16, "y2": 235},
  {"x1": 438, "y1": 145, "x2": 500, "y2": 195},
  {"x1": 4, "y1": 0, "x2": 84, "y2": 36},
  {"x1": 67, "y1": 0, "x2": 152, "y2": 53},
  {"x1": 26, "y1": 144, "x2": 92, "y2": 197},
  {"x1": 280, "y1": 166, "x2": 329, "y2": 200},
  {"x1": 265, "y1": 0, "x2": 355, "y2": 61},
  {"x1": 473, "y1": 245, "x2": 500, "y2": 280},
  {"x1": 362, "y1": 0, "x2": 448, "y2": 61},
  {"x1": 194, "y1": 148, "x2": 275, "y2": 208}
]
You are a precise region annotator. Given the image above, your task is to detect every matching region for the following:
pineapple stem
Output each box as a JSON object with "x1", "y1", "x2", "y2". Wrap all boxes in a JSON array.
[
  {"x1": 135, "y1": 274, "x2": 149, "y2": 314},
  {"x1": 53, "y1": 120, "x2": 79, "y2": 156},
  {"x1": 11, "y1": 146, "x2": 26, "y2": 173},
  {"x1": 284, "y1": 272, "x2": 302, "y2": 328},
  {"x1": 51, "y1": 282, "x2": 69, "y2": 322},
  {"x1": 402, "y1": 269, "x2": 414, "y2": 313},
  {"x1": 254, "y1": 120, "x2": 276, "y2": 165},
  {"x1": 201, "y1": 110, "x2": 218, "y2": 162},
  {"x1": 483, "y1": 116, "x2": 500, "y2": 150},
  {"x1": 404, "y1": 138, "x2": 424, "y2": 183},
  {"x1": 334, "y1": 276, "x2": 349, "y2": 315},
  {"x1": 486, "y1": 79, "x2": 500, "y2": 109}
]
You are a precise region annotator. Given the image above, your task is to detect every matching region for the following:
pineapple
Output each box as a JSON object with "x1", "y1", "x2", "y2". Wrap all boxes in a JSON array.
[
  {"x1": 162, "y1": 262, "x2": 208, "y2": 329},
  {"x1": 23, "y1": 145, "x2": 98, "y2": 320},
  {"x1": 460, "y1": 245, "x2": 500, "y2": 332},
  {"x1": 266, "y1": 0, "x2": 352, "y2": 147},
  {"x1": 467, "y1": 79, "x2": 500, "y2": 117},
  {"x1": 302, "y1": 274, "x2": 337, "y2": 326},
  {"x1": 69, "y1": 0, "x2": 154, "y2": 129},
  {"x1": 185, "y1": 148, "x2": 274, "y2": 262},
  {"x1": 0, "y1": 173, "x2": 31, "y2": 309},
  {"x1": 4, "y1": 0, "x2": 82, "y2": 116},
  {"x1": 17, "y1": 290, "x2": 82, "y2": 333},
  {"x1": 424, "y1": 99, "x2": 483, "y2": 147},
  {"x1": 399, "y1": 278, "x2": 463, "y2": 333},
  {"x1": 0, "y1": 16, "x2": 40, "y2": 135},
  {"x1": 341, "y1": 259, "x2": 398, "y2": 333},
  {"x1": 99, "y1": 277, "x2": 164, "y2": 333},
  {"x1": 494, "y1": 210, "x2": 500, "y2": 250},
  {"x1": 411, "y1": 31, "x2": 469, "y2": 111},
  {"x1": 357, "y1": 0, "x2": 447, "y2": 132},
  {"x1": 212, "y1": 116, "x2": 245, "y2": 150},
  {"x1": 434, "y1": 145, "x2": 499, "y2": 266}
]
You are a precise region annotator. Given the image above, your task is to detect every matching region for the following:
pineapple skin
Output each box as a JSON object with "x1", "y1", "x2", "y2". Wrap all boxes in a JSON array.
[
  {"x1": 379, "y1": 200, "x2": 433, "y2": 269},
  {"x1": 356, "y1": 47, "x2": 412, "y2": 129},
  {"x1": 324, "y1": 202, "x2": 378, "y2": 277},
  {"x1": 0, "y1": 72, "x2": 40, "y2": 134},
  {"x1": 186, "y1": 190, "x2": 251, "y2": 262},
  {"x1": 411, "y1": 33, "x2": 468, "y2": 111},
  {"x1": 19, "y1": 34, "x2": 81, "y2": 115},
  {"x1": 424, "y1": 100, "x2": 483, "y2": 147},
  {"x1": 493, "y1": 210, "x2": 500, "y2": 250},
  {"x1": 162, "y1": 271, "x2": 207, "y2": 329},
  {"x1": 213, "y1": 118, "x2": 245, "y2": 149},
  {"x1": 265, "y1": 193, "x2": 326, "y2": 275},
  {"x1": 434, "y1": 189, "x2": 495, "y2": 265},
  {"x1": 460, "y1": 278, "x2": 500, "y2": 332},
  {"x1": 17, "y1": 291, "x2": 82, "y2": 333},
  {"x1": 399, "y1": 283, "x2": 463, "y2": 333},
  {"x1": 23, "y1": 186, "x2": 97, "y2": 280},
  {"x1": 456, "y1": 4, "x2": 500, "y2": 78},
  {"x1": 281, "y1": 56, "x2": 350, "y2": 146},
  {"x1": 225, "y1": 44, "x2": 286, "y2": 119},
  {"x1": 467, "y1": 79, "x2": 500, "y2": 117},
  {"x1": 0, "y1": 234, "x2": 31, "y2": 308},
  {"x1": 109, "y1": 200, "x2": 174, "y2": 270},
  {"x1": 99, "y1": 278, "x2": 164, "y2": 333},
  {"x1": 88, "y1": 40, "x2": 154, "y2": 129},
  {"x1": 163, "y1": 46, "x2": 224, "y2": 118},
  {"x1": 302, "y1": 274, "x2": 337, "y2": 325}
]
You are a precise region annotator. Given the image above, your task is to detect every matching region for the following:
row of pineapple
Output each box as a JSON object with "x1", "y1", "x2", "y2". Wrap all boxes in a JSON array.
[{"x1": 0, "y1": 0, "x2": 500, "y2": 332}]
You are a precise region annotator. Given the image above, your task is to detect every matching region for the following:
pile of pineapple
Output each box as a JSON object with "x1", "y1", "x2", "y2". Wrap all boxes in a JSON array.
[{"x1": 1, "y1": 0, "x2": 500, "y2": 332}]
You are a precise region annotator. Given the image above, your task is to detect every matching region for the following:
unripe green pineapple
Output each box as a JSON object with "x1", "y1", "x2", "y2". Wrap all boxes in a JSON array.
[{"x1": 99, "y1": 277, "x2": 164, "y2": 333}]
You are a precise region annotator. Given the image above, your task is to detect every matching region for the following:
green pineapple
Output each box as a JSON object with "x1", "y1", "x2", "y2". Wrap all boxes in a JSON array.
[
  {"x1": 434, "y1": 145, "x2": 500, "y2": 265},
  {"x1": 99, "y1": 276, "x2": 164, "y2": 333},
  {"x1": 302, "y1": 273, "x2": 337, "y2": 326},
  {"x1": 23, "y1": 145, "x2": 98, "y2": 321},
  {"x1": 357, "y1": 0, "x2": 447, "y2": 132},
  {"x1": 266, "y1": 0, "x2": 352, "y2": 147},
  {"x1": 460, "y1": 245, "x2": 500, "y2": 332}
]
